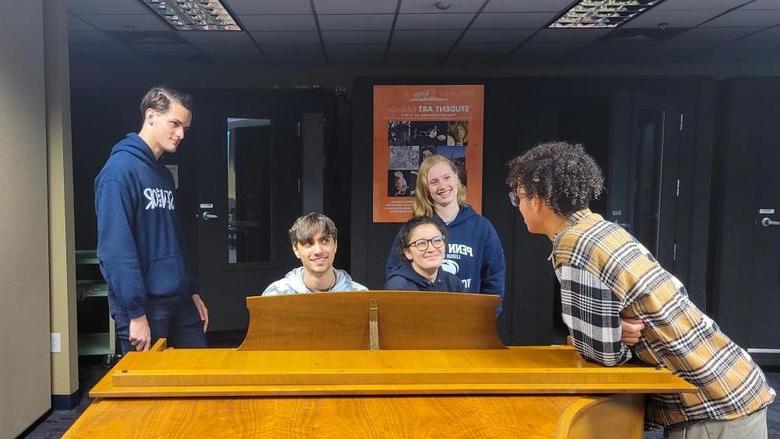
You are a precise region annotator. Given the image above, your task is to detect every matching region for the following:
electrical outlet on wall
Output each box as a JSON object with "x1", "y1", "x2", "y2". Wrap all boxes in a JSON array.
[{"x1": 51, "y1": 332, "x2": 61, "y2": 353}]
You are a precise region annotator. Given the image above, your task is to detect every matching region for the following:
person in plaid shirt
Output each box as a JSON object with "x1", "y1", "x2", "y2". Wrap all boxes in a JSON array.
[{"x1": 506, "y1": 141, "x2": 774, "y2": 438}]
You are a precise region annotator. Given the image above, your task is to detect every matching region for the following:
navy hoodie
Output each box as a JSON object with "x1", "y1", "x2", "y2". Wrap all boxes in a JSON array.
[
  {"x1": 386, "y1": 205, "x2": 505, "y2": 299},
  {"x1": 384, "y1": 262, "x2": 463, "y2": 292},
  {"x1": 95, "y1": 133, "x2": 195, "y2": 319}
]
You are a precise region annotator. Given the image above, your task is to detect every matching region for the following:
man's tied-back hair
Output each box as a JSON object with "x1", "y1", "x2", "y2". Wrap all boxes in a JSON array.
[
  {"x1": 139, "y1": 86, "x2": 193, "y2": 123},
  {"x1": 506, "y1": 141, "x2": 604, "y2": 217},
  {"x1": 289, "y1": 212, "x2": 338, "y2": 245}
]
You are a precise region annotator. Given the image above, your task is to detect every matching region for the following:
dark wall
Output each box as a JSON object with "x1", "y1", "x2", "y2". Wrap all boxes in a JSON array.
[
  {"x1": 350, "y1": 77, "x2": 716, "y2": 346},
  {"x1": 71, "y1": 78, "x2": 717, "y2": 344},
  {"x1": 710, "y1": 78, "x2": 780, "y2": 362},
  {"x1": 72, "y1": 88, "x2": 341, "y2": 258}
]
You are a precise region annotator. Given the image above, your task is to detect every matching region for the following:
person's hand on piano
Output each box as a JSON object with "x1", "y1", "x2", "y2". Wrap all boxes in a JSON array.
[
  {"x1": 192, "y1": 293, "x2": 209, "y2": 333},
  {"x1": 129, "y1": 315, "x2": 151, "y2": 351},
  {"x1": 620, "y1": 317, "x2": 644, "y2": 346}
]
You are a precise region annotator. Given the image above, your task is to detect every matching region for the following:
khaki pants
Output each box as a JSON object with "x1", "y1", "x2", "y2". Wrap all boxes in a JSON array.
[{"x1": 664, "y1": 408, "x2": 768, "y2": 439}]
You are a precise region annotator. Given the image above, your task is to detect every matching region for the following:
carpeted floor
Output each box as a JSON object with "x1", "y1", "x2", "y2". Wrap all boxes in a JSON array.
[{"x1": 20, "y1": 357, "x2": 780, "y2": 438}]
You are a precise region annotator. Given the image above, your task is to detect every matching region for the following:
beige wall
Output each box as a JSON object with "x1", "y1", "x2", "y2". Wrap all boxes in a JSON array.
[
  {"x1": 0, "y1": 1, "x2": 53, "y2": 437},
  {"x1": 46, "y1": 0, "x2": 79, "y2": 402}
]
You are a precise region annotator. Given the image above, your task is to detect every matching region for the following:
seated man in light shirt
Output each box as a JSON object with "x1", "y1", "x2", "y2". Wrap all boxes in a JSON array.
[{"x1": 262, "y1": 212, "x2": 367, "y2": 295}]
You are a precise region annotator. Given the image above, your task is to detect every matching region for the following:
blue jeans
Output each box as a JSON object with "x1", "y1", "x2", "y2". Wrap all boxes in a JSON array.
[{"x1": 112, "y1": 293, "x2": 206, "y2": 354}]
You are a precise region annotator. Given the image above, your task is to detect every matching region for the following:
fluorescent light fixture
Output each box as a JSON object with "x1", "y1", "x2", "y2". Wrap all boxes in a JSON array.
[
  {"x1": 549, "y1": 0, "x2": 665, "y2": 29},
  {"x1": 143, "y1": 0, "x2": 241, "y2": 31}
]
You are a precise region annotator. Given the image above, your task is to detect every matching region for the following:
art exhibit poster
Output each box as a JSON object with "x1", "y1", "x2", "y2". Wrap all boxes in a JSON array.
[{"x1": 373, "y1": 84, "x2": 484, "y2": 223}]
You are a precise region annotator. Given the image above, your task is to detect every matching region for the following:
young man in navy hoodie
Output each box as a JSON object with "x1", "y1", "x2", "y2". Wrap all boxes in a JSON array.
[{"x1": 95, "y1": 86, "x2": 208, "y2": 354}]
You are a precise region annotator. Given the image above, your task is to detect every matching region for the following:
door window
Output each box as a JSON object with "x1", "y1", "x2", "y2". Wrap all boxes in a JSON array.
[{"x1": 226, "y1": 118, "x2": 272, "y2": 264}]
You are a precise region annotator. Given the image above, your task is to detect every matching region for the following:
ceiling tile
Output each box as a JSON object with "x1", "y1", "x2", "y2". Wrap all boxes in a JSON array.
[
  {"x1": 179, "y1": 31, "x2": 254, "y2": 45},
  {"x1": 385, "y1": 53, "x2": 442, "y2": 66},
  {"x1": 743, "y1": 25, "x2": 780, "y2": 41},
  {"x1": 131, "y1": 43, "x2": 201, "y2": 55},
  {"x1": 261, "y1": 44, "x2": 323, "y2": 56},
  {"x1": 738, "y1": 48, "x2": 780, "y2": 66},
  {"x1": 78, "y1": 14, "x2": 169, "y2": 31},
  {"x1": 196, "y1": 44, "x2": 261, "y2": 54},
  {"x1": 563, "y1": 41, "x2": 654, "y2": 63},
  {"x1": 267, "y1": 51, "x2": 326, "y2": 65},
  {"x1": 450, "y1": 43, "x2": 515, "y2": 55},
  {"x1": 514, "y1": 41, "x2": 587, "y2": 55},
  {"x1": 240, "y1": 14, "x2": 316, "y2": 31},
  {"x1": 68, "y1": 14, "x2": 95, "y2": 31},
  {"x1": 322, "y1": 30, "x2": 390, "y2": 44},
  {"x1": 70, "y1": 45, "x2": 145, "y2": 61},
  {"x1": 206, "y1": 52, "x2": 268, "y2": 66},
  {"x1": 251, "y1": 31, "x2": 321, "y2": 45},
  {"x1": 400, "y1": 0, "x2": 484, "y2": 14},
  {"x1": 651, "y1": 0, "x2": 750, "y2": 9},
  {"x1": 69, "y1": 43, "x2": 135, "y2": 55},
  {"x1": 392, "y1": 30, "x2": 461, "y2": 44},
  {"x1": 686, "y1": 46, "x2": 766, "y2": 64},
  {"x1": 483, "y1": 0, "x2": 573, "y2": 13},
  {"x1": 105, "y1": 30, "x2": 185, "y2": 44},
  {"x1": 668, "y1": 26, "x2": 764, "y2": 42},
  {"x1": 471, "y1": 12, "x2": 557, "y2": 29},
  {"x1": 742, "y1": 0, "x2": 780, "y2": 9},
  {"x1": 326, "y1": 44, "x2": 386, "y2": 55},
  {"x1": 624, "y1": 9, "x2": 721, "y2": 28},
  {"x1": 507, "y1": 48, "x2": 567, "y2": 64},
  {"x1": 460, "y1": 29, "x2": 534, "y2": 43},
  {"x1": 445, "y1": 50, "x2": 507, "y2": 65},
  {"x1": 228, "y1": 0, "x2": 311, "y2": 14},
  {"x1": 395, "y1": 13, "x2": 474, "y2": 30},
  {"x1": 702, "y1": 10, "x2": 780, "y2": 27},
  {"x1": 641, "y1": 39, "x2": 716, "y2": 53},
  {"x1": 717, "y1": 35, "x2": 780, "y2": 50},
  {"x1": 67, "y1": 0, "x2": 149, "y2": 14},
  {"x1": 317, "y1": 14, "x2": 394, "y2": 31},
  {"x1": 329, "y1": 52, "x2": 384, "y2": 64},
  {"x1": 68, "y1": 30, "x2": 121, "y2": 45},
  {"x1": 313, "y1": 0, "x2": 397, "y2": 14},
  {"x1": 531, "y1": 28, "x2": 612, "y2": 43},
  {"x1": 388, "y1": 43, "x2": 451, "y2": 55}
]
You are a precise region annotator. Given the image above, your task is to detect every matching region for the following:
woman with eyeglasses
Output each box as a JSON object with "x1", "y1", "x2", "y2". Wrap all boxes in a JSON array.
[
  {"x1": 384, "y1": 216, "x2": 463, "y2": 292},
  {"x1": 385, "y1": 155, "x2": 504, "y2": 303}
]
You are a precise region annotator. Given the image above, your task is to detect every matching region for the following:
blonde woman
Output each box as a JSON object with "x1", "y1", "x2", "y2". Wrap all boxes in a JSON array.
[{"x1": 385, "y1": 155, "x2": 505, "y2": 304}]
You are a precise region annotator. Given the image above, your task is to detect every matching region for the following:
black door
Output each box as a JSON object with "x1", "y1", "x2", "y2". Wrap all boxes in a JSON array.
[
  {"x1": 194, "y1": 92, "x2": 302, "y2": 332},
  {"x1": 747, "y1": 97, "x2": 780, "y2": 353},
  {"x1": 606, "y1": 92, "x2": 682, "y2": 269}
]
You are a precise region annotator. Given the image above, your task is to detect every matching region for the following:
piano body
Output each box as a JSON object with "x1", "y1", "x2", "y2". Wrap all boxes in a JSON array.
[{"x1": 64, "y1": 291, "x2": 695, "y2": 438}]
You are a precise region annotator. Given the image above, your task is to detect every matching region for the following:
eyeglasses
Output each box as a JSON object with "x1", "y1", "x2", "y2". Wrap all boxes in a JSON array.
[
  {"x1": 508, "y1": 191, "x2": 529, "y2": 207},
  {"x1": 406, "y1": 235, "x2": 445, "y2": 251}
]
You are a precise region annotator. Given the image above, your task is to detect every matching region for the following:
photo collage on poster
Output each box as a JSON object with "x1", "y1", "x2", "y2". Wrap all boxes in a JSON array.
[{"x1": 386, "y1": 120, "x2": 469, "y2": 197}]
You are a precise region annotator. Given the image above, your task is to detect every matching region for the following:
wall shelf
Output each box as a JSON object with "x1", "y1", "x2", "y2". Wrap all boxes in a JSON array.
[{"x1": 76, "y1": 250, "x2": 116, "y2": 361}]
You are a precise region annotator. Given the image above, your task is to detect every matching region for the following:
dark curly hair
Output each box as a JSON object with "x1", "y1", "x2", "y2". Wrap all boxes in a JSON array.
[{"x1": 505, "y1": 141, "x2": 603, "y2": 216}]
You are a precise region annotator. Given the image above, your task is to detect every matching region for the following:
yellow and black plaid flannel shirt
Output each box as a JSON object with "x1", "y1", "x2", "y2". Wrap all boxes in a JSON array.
[{"x1": 552, "y1": 209, "x2": 775, "y2": 428}]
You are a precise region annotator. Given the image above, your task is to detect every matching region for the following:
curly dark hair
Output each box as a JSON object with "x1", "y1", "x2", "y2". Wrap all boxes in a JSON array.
[{"x1": 505, "y1": 141, "x2": 604, "y2": 216}]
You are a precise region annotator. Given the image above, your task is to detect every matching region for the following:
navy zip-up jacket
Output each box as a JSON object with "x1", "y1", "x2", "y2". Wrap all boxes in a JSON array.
[
  {"x1": 95, "y1": 133, "x2": 195, "y2": 319},
  {"x1": 384, "y1": 262, "x2": 463, "y2": 292},
  {"x1": 386, "y1": 205, "x2": 506, "y2": 300}
]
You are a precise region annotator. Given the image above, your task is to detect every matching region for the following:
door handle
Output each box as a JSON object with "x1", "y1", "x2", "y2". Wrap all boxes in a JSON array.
[
  {"x1": 761, "y1": 217, "x2": 780, "y2": 227},
  {"x1": 201, "y1": 211, "x2": 219, "y2": 221}
]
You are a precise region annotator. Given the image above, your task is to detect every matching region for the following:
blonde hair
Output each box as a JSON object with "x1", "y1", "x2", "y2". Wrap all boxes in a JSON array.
[{"x1": 413, "y1": 155, "x2": 466, "y2": 217}]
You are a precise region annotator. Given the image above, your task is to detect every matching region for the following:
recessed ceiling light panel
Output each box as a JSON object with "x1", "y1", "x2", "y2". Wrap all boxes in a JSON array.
[
  {"x1": 549, "y1": 0, "x2": 665, "y2": 29},
  {"x1": 143, "y1": 0, "x2": 241, "y2": 31}
]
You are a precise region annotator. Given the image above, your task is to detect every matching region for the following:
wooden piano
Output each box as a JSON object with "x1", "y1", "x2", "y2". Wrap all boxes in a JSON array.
[{"x1": 64, "y1": 291, "x2": 695, "y2": 438}]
